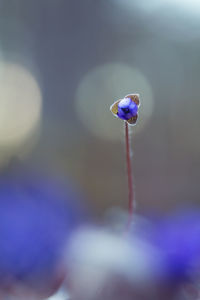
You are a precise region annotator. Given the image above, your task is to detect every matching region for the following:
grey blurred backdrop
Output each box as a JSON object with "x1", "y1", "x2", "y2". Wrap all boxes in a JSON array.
[{"x1": 0, "y1": 0, "x2": 199, "y2": 216}]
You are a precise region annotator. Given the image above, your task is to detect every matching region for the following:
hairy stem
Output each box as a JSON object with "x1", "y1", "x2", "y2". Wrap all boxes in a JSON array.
[{"x1": 125, "y1": 121, "x2": 134, "y2": 222}]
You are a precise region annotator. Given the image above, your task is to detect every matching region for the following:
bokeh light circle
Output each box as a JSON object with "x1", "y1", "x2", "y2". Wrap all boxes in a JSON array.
[
  {"x1": 0, "y1": 61, "x2": 42, "y2": 146},
  {"x1": 113, "y1": 0, "x2": 200, "y2": 15},
  {"x1": 76, "y1": 63, "x2": 154, "y2": 141},
  {"x1": 110, "y1": 0, "x2": 200, "y2": 41}
]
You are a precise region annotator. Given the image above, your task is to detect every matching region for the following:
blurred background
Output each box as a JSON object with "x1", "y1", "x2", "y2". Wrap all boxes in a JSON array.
[{"x1": 0, "y1": 0, "x2": 199, "y2": 218}]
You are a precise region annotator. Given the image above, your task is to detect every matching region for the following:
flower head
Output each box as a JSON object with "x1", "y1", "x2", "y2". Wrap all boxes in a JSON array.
[{"x1": 110, "y1": 94, "x2": 140, "y2": 125}]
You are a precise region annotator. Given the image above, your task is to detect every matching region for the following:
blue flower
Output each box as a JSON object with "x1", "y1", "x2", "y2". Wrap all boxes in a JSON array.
[
  {"x1": 129, "y1": 209, "x2": 200, "y2": 283},
  {"x1": 0, "y1": 168, "x2": 85, "y2": 295},
  {"x1": 110, "y1": 94, "x2": 140, "y2": 125},
  {"x1": 117, "y1": 97, "x2": 138, "y2": 120},
  {"x1": 154, "y1": 209, "x2": 200, "y2": 281}
]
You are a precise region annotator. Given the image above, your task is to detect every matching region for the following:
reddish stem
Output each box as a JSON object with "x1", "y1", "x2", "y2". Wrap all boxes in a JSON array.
[{"x1": 125, "y1": 121, "x2": 134, "y2": 222}]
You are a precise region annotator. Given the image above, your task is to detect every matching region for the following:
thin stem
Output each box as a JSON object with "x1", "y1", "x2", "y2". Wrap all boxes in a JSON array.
[{"x1": 125, "y1": 121, "x2": 134, "y2": 222}]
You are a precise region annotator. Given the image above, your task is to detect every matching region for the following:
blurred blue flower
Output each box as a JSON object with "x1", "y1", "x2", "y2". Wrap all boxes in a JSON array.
[
  {"x1": 154, "y1": 209, "x2": 200, "y2": 281},
  {"x1": 0, "y1": 167, "x2": 85, "y2": 294},
  {"x1": 129, "y1": 209, "x2": 200, "y2": 284}
]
